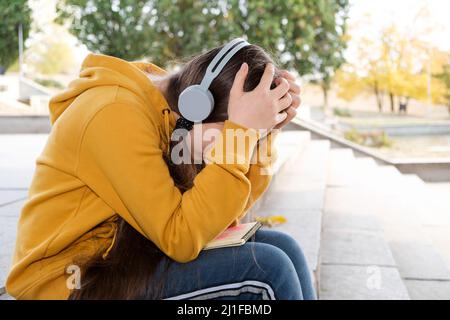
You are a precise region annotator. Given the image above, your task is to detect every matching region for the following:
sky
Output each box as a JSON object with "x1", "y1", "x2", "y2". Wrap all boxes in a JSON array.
[{"x1": 348, "y1": 0, "x2": 450, "y2": 51}]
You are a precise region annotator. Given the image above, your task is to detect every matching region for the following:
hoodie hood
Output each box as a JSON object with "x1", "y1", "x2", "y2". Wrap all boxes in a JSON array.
[{"x1": 49, "y1": 54, "x2": 170, "y2": 124}]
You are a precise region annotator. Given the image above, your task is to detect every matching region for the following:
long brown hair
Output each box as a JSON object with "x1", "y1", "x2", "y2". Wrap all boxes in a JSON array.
[{"x1": 69, "y1": 43, "x2": 280, "y2": 300}]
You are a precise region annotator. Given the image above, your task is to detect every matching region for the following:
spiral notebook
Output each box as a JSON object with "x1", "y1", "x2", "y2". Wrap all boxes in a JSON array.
[{"x1": 203, "y1": 221, "x2": 262, "y2": 250}]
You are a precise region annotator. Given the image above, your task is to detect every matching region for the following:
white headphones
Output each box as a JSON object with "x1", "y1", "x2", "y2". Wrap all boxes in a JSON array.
[{"x1": 178, "y1": 38, "x2": 251, "y2": 123}]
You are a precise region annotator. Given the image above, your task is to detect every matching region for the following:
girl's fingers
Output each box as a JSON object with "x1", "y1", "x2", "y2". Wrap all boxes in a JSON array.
[
  {"x1": 274, "y1": 111, "x2": 288, "y2": 125},
  {"x1": 230, "y1": 63, "x2": 249, "y2": 97},
  {"x1": 283, "y1": 106, "x2": 297, "y2": 125},
  {"x1": 258, "y1": 63, "x2": 276, "y2": 91},
  {"x1": 277, "y1": 93, "x2": 293, "y2": 112},
  {"x1": 291, "y1": 94, "x2": 301, "y2": 109},
  {"x1": 287, "y1": 79, "x2": 301, "y2": 95},
  {"x1": 271, "y1": 78, "x2": 290, "y2": 99},
  {"x1": 274, "y1": 107, "x2": 297, "y2": 129},
  {"x1": 279, "y1": 69, "x2": 296, "y2": 81},
  {"x1": 275, "y1": 111, "x2": 287, "y2": 126},
  {"x1": 275, "y1": 72, "x2": 301, "y2": 96}
]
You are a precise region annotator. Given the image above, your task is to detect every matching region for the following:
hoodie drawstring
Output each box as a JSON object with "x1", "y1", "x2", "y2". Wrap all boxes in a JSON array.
[
  {"x1": 99, "y1": 216, "x2": 119, "y2": 260},
  {"x1": 162, "y1": 108, "x2": 171, "y2": 157}
]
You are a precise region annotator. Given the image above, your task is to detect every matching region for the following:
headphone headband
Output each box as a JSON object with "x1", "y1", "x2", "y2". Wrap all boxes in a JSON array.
[
  {"x1": 200, "y1": 38, "x2": 251, "y2": 90},
  {"x1": 178, "y1": 38, "x2": 251, "y2": 123}
]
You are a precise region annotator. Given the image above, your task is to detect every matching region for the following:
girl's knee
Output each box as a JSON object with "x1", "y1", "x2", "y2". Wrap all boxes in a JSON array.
[
  {"x1": 257, "y1": 230, "x2": 304, "y2": 254},
  {"x1": 248, "y1": 243, "x2": 303, "y2": 299},
  {"x1": 252, "y1": 242, "x2": 292, "y2": 267}
]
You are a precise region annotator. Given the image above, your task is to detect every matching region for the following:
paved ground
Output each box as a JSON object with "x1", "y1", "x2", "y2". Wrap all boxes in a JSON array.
[{"x1": 0, "y1": 134, "x2": 48, "y2": 290}]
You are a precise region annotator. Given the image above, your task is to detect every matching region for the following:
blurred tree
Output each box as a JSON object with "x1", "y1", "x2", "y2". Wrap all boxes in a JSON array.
[
  {"x1": 335, "y1": 36, "x2": 387, "y2": 112},
  {"x1": 437, "y1": 65, "x2": 450, "y2": 105},
  {"x1": 56, "y1": 0, "x2": 156, "y2": 60},
  {"x1": 434, "y1": 58, "x2": 450, "y2": 113},
  {"x1": 57, "y1": 0, "x2": 349, "y2": 81},
  {"x1": 147, "y1": 0, "x2": 237, "y2": 67},
  {"x1": 337, "y1": 24, "x2": 449, "y2": 113},
  {"x1": 228, "y1": 0, "x2": 349, "y2": 107},
  {"x1": 25, "y1": 25, "x2": 77, "y2": 75},
  {"x1": 0, "y1": 0, "x2": 32, "y2": 73}
]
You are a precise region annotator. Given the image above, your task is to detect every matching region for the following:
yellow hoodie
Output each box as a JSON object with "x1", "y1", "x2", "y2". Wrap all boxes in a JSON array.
[{"x1": 6, "y1": 54, "x2": 277, "y2": 300}]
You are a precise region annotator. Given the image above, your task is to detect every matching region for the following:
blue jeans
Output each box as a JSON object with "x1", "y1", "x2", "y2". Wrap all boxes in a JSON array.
[{"x1": 157, "y1": 229, "x2": 317, "y2": 300}]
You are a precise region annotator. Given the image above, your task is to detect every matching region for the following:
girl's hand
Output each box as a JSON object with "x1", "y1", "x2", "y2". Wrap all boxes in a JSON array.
[
  {"x1": 228, "y1": 63, "x2": 291, "y2": 131},
  {"x1": 274, "y1": 70, "x2": 301, "y2": 129}
]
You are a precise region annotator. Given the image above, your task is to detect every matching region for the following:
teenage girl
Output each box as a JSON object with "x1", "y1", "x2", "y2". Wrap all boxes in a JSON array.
[{"x1": 7, "y1": 39, "x2": 316, "y2": 300}]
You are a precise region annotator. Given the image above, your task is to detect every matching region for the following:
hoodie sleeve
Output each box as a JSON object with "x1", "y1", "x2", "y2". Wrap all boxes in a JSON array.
[
  {"x1": 246, "y1": 131, "x2": 278, "y2": 208},
  {"x1": 229, "y1": 132, "x2": 278, "y2": 226},
  {"x1": 77, "y1": 103, "x2": 259, "y2": 263}
]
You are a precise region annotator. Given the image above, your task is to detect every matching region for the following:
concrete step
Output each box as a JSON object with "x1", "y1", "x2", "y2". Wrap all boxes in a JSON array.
[
  {"x1": 404, "y1": 280, "x2": 450, "y2": 300},
  {"x1": 0, "y1": 293, "x2": 13, "y2": 300},
  {"x1": 271, "y1": 130, "x2": 311, "y2": 174},
  {"x1": 327, "y1": 149, "x2": 403, "y2": 188},
  {"x1": 248, "y1": 130, "x2": 311, "y2": 213},
  {"x1": 423, "y1": 225, "x2": 450, "y2": 270},
  {"x1": 256, "y1": 140, "x2": 331, "y2": 282},
  {"x1": 0, "y1": 200, "x2": 23, "y2": 292},
  {"x1": 327, "y1": 151, "x2": 426, "y2": 198},
  {"x1": 320, "y1": 264, "x2": 409, "y2": 300},
  {"x1": 0, "y1": 134, "x2": 48, "y2": 189},
  {"x1": 378, "y1": 186, "x2": 450, "y2": 300},
  {"x1": 401, "y1": 174, "x2": 426, "y2": 187},
  {"x1": 0, "y1": 286, "x2": 13, "y2": 300},
  {"x1": 320, "y1": 149, "x2": 411, "y2": 300},
  {"x1": 262, "y1": 140, "x2": 330, "y2": 211},
  {"x1": 324, "y1": 150, "x2": 450, "y2": 299},
  {"x1": 366, "y1": 174, "x2": 450, "y2": 299},
  {"x1": 320, "y1": 194, "x2": 411, "y2": 299}
]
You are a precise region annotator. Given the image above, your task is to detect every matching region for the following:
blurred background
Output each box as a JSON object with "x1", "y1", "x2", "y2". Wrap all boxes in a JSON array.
[
  {"x1": 1, "y1": 0, "x2": 449, "y2": 160},
  {"x1": 1, "y1": 0, "x2": 449, "y2": 300}
]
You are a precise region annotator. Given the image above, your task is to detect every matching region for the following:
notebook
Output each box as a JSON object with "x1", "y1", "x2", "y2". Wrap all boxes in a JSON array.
[{"x1": 203, "y1": 221, "x2": 262, "y2": 250}]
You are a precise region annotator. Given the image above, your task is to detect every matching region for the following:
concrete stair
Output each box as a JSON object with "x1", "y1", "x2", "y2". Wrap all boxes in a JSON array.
[
  {"x1": 0, "y1": 130, "x2": 313, "y2": 300},
  {"x1": 254, "y1": 131, "x2": 330, "y2": 290},
  {"x1": 257, "y1": 131, "x2": 450, "y2": 300},
  {"x1": 1, "y1": 130, "x2": 449, "y2": 300},
  {"x1": 322, "y1": 148, "x2": 450, "y2": 300}
]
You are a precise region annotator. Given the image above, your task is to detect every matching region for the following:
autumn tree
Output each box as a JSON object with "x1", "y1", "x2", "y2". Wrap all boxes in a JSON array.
[
  {"x1": 435, "y1": 58, "x2": 450, "y2": 113},
  {"x1": 335, "y1": 35, "x2": 387, "y2": 112},
  {"x1": 337, "y1": 23, "x2": 449, "y2": 113}
]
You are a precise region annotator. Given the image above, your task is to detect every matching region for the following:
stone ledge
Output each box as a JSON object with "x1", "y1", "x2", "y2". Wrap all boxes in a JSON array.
[
  {"x1": 389, "y1": 241, "x2": 450, "y2": 281},
  {"x1": 404, "y1": 280, "x2": 450, "y2": 300},
  {"x1": 321, "y1": 228, "x2": 396, "y2": 267},
  {"x1": 320, "y1": 264, "x2": 410, "y2": 300}
]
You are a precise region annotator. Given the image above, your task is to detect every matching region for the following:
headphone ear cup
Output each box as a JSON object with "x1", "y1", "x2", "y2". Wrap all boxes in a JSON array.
[{"x1": 178, "y1": 85, "x2": 214, "y2": 122}]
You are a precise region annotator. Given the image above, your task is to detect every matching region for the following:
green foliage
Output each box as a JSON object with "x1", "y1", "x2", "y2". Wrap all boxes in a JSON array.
[
  {"x1": 333, "y1": 107, "x2": 352, "y2": 118},
  {"x1": 56, "y1": 0, "x2": 349, "y2": 79},
  {"x1": 7, "y1": 59, "x2": 20, "y2": 73},
  {"x1": 56, "y1": 0, "x2": 155, "y2": 61},
  {"x1": 146, "y1": 0, "x2": 237, "y2": 67},
  {"x1": 0, "y1": 0, "x2": 32, "y2": 71},
  {"x1": 345, "y1": 128, "x2": 392, "y2": 148}
]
